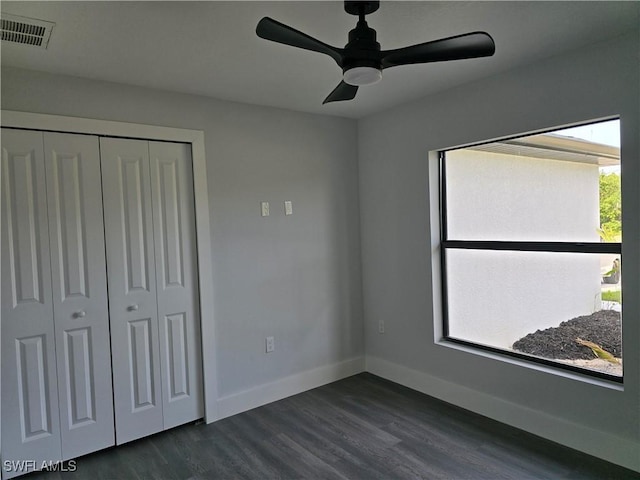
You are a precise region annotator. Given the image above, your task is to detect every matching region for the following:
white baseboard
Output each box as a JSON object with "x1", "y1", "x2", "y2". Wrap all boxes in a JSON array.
[
  {"x1": 215, "y1": 356, "x2": 365, "y2": 420},
  {"x1": 365, "y1": 355, "x2": 639, "y2": 473}
]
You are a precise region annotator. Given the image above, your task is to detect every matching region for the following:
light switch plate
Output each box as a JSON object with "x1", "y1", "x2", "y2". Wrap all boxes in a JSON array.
[
  {"x1": 284, "y1": 201, "x2": 293, "y2": 216},
  {"x1": 261, "y1": 201, "x2": 270, "y2": 217}
]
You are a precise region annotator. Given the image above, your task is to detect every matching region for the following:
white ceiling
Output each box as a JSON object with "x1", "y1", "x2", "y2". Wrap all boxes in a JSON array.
[{"x1": 1, "y1": 1, "x2": 638, "y2": 119}]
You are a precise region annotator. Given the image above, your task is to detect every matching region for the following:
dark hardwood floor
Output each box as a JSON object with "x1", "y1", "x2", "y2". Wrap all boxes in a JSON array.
[{"x1": 27, "y1": 373, "x2": 639, "y2": 479}]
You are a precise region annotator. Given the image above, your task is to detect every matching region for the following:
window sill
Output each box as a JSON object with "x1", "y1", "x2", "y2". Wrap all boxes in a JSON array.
[{"x1": 436, "y1": 337, "x2": 624, "y2": 391}]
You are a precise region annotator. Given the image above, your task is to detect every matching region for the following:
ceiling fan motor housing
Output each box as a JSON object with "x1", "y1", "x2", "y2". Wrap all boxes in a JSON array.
[{"x1": 342, "y1": 21, "x2": 382, "y2": 73}]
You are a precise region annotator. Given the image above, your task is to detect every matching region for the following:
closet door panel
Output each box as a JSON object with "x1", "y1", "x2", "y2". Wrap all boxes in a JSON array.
[
  {"x1": 149, "y1": 142, "x2": 203, "y2": 429},
  {"x1": 100, "y1": 137, "x2": 163, "y2": 444},
  {"x1": 43, "y1": 132, "x2": 115, "y2": 460},
  {"x1": 1, "y1": 129, "x2": 62, "y2": 477}
]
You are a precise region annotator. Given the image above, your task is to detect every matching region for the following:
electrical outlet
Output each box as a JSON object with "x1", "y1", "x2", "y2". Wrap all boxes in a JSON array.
[
  {"x1": 378, "y1": 320, "x2": 385, "y2": 334},
  {"x1": 284, "y1": 200, "x2": 293, "y2": 216},
  {"x1": 266, "y1": 336, "x2": 275, "y2": 353}
]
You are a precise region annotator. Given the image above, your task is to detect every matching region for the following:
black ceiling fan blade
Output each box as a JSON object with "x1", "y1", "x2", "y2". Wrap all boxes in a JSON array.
[
  {"x1": 256, "y1": 17, "x2": 344, "y2": 66},
  {"x1": 323, "y1": 81, "x2": 359, "y2": 104},
  {"x1": 381, "y1": 32, "x2": 495, "y2": 69}
]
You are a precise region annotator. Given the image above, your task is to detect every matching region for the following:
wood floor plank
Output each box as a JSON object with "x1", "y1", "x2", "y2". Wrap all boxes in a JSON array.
[{"x1": 23, "y1": 373, "x2": 639, "y2": 480}]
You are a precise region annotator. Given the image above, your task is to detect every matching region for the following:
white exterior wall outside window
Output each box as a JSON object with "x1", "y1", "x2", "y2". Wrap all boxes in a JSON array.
[
  {"x1": 445, "y1": 148, "x2": 601, "y2": 348},
  {"x1": 443, "y1": 130, "x2": 620, "y2": 353}
]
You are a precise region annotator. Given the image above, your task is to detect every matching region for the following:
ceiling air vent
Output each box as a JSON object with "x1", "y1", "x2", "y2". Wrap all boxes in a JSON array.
[{"x1": 1, "y1": 14, "x2": 54, "y2": 48}]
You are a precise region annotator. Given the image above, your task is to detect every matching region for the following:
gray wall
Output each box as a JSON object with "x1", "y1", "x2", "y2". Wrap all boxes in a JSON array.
[
  {"x1": 1, "y1": 67, "x2": 364, "y2": 398},
  {"x1": 359, "y1": 32, "x2": 639, "y2": 470}
]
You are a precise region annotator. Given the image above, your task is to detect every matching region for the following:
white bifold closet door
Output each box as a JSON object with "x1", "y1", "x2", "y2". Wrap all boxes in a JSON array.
[
  {"x1": 43, "y1": 132, "x2": 115, "y2": 460},
  {"x1": 1, "y1": 129, "x2": 61, "y2": 475},
  {"x1": 1, "y1": 129, "x2": 114, "y2": 477},
  {"x1": 100, "y1": 137, "x2": 203, "y2": 445}
]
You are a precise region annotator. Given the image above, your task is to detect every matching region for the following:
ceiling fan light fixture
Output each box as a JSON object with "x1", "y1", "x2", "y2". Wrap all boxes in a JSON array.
[{"x1": 343, "y1": 66, "x2": 382, "y2": 86}]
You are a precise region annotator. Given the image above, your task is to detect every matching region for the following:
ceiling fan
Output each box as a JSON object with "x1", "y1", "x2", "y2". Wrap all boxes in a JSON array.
[{"x1": 256, "y1": 1, "x2": 495, "y2": 104}]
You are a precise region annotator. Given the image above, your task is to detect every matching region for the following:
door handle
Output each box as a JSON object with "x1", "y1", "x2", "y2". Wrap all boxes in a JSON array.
[
  {"x1": 73, "y1": 310, "x2": 86, "y2": 319},
  {"x1": 127, "y1": 304, "x2": 139, "y2": 312}
]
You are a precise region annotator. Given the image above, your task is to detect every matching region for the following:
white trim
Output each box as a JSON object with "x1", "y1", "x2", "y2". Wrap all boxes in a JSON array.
[
  {"x1": 2, "y1": 110, "x2": 202, "y2": 143},
  {"x1": 365, "y1": 355, "x2": 639, "y2": 472},
  {"x1": 428, "y1": 151, "x2": 444, "y2": 344},
  {"x1": 216, "y1": 357, "x2": 365, "y2": 420},
  {"x1": 1, "y1": 110, "x2": 219, "y2": 422}
]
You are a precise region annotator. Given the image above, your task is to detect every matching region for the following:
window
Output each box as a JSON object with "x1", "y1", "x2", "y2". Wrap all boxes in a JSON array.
[{"x1": 440, "y1": 119, "x2": 622, "y2": 381}]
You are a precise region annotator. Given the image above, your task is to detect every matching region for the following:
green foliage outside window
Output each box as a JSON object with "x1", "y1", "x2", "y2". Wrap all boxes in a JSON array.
[
  {"x1": 601, "y1": 290, "x2": 621, "y2": 303},
  {"x1": 599, "y1": 172, "x2": 621, "y2": 242}
]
